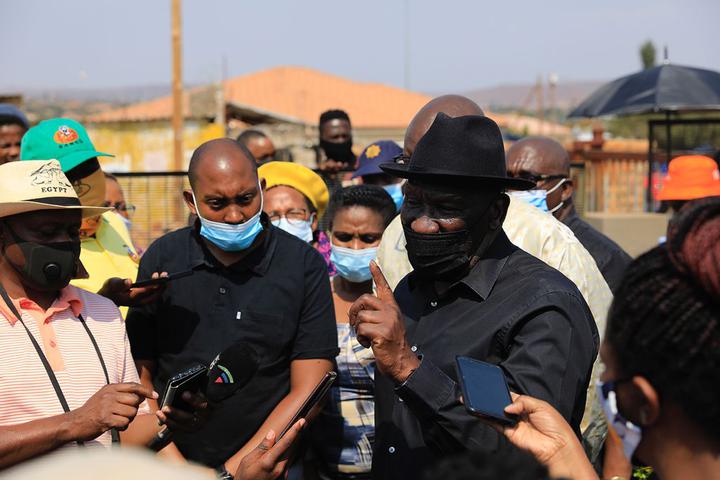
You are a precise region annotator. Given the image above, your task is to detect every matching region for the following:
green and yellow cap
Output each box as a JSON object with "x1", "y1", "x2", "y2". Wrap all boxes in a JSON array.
[{"x1": 20, "y1": 118, "x2": 113, "y2": 172}]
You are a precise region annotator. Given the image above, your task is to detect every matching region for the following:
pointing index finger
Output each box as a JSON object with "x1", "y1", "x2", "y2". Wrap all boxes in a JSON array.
[
  {"x1": 370, "y1": 261, "x2": 393, "y2": 302},
  {"x1": 115, "y1": 382, "x2": 158, "y2": 400}
]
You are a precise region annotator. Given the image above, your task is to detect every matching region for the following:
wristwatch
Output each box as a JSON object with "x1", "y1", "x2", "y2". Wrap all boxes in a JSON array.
[{"x1": 215, "y1": 465, "x2": 234, "y2": 480}]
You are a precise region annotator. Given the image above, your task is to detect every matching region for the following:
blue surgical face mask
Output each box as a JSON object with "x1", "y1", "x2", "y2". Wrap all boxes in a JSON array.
[
  {"x1": 331, "y1": 245, "x2": 378, "y2": 283},
  {"x1": 509, "y1": 178, "x2": 568, "y2": 214},
  {"x1": 272, "y1": 214, "x2": 314, "y2": 243},
  {"x1": 596, "y1": 380, "x2": 643, "y2": 460},
  {"x1": 192, "y1": 184, "x2": 264, "y2": 252},
  {"x1": 509, "y1": 189, "x2": 550, "y2": 212},
  {"x1": 383, "y1": 182, "x2": 404, "y2": 212}
]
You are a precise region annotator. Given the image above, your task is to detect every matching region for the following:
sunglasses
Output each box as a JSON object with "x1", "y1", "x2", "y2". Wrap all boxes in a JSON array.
[{"x1": 506, "y1": 172, "x2": 566, "y2": 184}]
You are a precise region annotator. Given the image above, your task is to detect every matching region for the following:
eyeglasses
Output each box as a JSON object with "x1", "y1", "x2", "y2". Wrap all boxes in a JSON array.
[
  {"x1": 506, "y1": 171, "x2": 567, "y2": 184},
  {"x1": 102, "y1": 201, "x2": 136, "y2": 215},
  {"x1": 268, "y1": 209, "x2": 311, "y2": 225}
]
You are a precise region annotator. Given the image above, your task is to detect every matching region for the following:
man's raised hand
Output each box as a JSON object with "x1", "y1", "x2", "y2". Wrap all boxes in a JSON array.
[{"x1": 348, "y1": 261, "x2": 419, "y2": 383}]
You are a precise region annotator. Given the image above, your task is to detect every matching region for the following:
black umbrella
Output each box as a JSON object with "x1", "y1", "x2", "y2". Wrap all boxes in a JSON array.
[
  {"x1": 568, "y1": 63, "x2": 720, "y2": 211},
  {"x1": 569, "y1": 63, "x2": 720, "y2": 117}
]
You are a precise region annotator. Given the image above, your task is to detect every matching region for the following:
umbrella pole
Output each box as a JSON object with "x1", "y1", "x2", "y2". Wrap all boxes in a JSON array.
[
  {"x1": 647, "y1": 120, "x2": 654, "y2": 211},
  {"x1": 666, "y1": 111, "x2": 672, "y2": 167}
]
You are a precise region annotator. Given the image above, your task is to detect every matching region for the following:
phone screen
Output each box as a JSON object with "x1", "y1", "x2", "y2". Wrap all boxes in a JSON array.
[
  {"x1": 455, "y1": 356, "x2": 515, "y2": 425},
  {"x1": 278, "y1": 371, "x2": 337, "y2": 439}
]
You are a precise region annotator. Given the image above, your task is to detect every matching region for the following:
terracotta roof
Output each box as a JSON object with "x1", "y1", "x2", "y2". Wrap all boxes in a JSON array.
[{"x1": 89, "y1": 66, "x2": 432, "y2": 128}]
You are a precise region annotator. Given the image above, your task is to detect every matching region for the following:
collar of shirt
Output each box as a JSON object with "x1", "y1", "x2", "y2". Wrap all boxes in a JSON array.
[
  {"x1": 0, "y1": 285, "x2": 83, "y2": 326},
  {"x1": 186, "y1": 213, "x2": 278, "y2": 276},
  {"x1": 561, "y1": 205, "x2": 583, "y2": 227},
  {"x1": 408, "y1": 231, "x2": 516, "y2": 301}
]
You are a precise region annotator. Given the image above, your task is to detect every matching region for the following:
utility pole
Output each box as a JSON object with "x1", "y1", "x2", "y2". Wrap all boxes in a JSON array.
[
  {"x1": 403, "y1": 0, "x2": 410, "y2": 90},
  {"x1": 536, "y1": 75, "x2": 544, "y2": 135},
  {"x1": 171, "y1": 0, "x2": 183, "y2": 171},
  {"x1": 548, "y1": 73, "x2": 558, "y2": 126}
]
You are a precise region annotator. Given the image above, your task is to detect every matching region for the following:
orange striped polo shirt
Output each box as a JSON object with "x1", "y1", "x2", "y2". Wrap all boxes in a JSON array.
[{"x1": 0, "y1": 285, "x2": 149, "y2": 449}]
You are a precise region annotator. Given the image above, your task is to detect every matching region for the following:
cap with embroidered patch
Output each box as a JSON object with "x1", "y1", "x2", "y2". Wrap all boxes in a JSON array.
[
  {"x1": 20, "y1": 118, "x2": 113, "y2": 172},
  {"x1": 352, "y1": 140, "x2": 403, "y2": 179}
]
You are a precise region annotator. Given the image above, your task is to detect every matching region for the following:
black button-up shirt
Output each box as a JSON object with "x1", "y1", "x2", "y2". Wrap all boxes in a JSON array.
[
  {"x1": 372, "y1": 231, "x2": 598, "y2": 480},
  {"x1": 126, "y1": 217, "x2": 338, "y2": 467},
  {"x1": 563, "y1": 208, "x2": 632, "y2": 294}
]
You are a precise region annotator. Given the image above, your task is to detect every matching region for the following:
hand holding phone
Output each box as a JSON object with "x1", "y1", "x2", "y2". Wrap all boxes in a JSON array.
[
  {"x1": 278, "y1": 371, "x2": 337, "y2": 439},
  {"x1": 455, "y1": 356, "x2": 516, "y2": 425},
  {"x1": 131, "y1": 270, "x2": 193, "y2": 288},
  {"x1": 160, "y1": 364, "x2": 209, "y2": 412}
]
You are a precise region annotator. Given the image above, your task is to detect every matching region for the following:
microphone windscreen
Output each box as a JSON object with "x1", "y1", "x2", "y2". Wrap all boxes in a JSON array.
[{"x1": 206, "y1": 341, "x2": 259, "y2": 403}]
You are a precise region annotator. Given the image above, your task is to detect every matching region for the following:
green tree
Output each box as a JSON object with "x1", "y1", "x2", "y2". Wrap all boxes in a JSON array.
[{"x1": 640, "y1": 40, "x2": 657, "y2": 70}]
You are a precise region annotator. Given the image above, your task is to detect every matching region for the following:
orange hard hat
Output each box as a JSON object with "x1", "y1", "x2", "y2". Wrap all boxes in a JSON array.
[{"x1": 657, "y1": 155, "x2": 720, "y2": 201}]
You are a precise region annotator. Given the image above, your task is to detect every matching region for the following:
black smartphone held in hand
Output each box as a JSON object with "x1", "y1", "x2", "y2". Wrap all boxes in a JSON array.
[
  {"x1": 160, "y1": 364, "x2": 208, "y2": 412},
  {"x1": 278, "y1": 371, "x2": 337, "y2": 439},
  {"x1": 455, "y1": 356, "x2": 516, "y2": 426},
  {"x1": 131, "y1": 270, "x2": 194, "y2": 289}
]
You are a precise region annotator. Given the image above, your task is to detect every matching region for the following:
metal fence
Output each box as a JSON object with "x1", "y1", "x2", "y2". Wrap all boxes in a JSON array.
[
  {"x1": 116, "y1": 165, "x2": 588, "y2": 252},
  {"x1": 114, "y1": 172, "x2": 191, "y2": 251}
]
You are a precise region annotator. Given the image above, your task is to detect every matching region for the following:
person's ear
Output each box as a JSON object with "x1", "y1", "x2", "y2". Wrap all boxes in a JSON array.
[
  {"x1": 311, "y1": 213, "x2": 318, "y2": 232},
  {"x1": 488, "y1": 194, "x2": 510, "y2": 231},
  {"x1": 183, "y1": 190, "x2": 198, "y2": 215},
  {"x1": 561, "y1": 178, "x2": 574, "y2": 202},
  {"x1": 260, "y1": 177, "x2": 267, "y2": 191},
  {"x1": 624, "y1": 376, "x2": 661, "y2": 427}
]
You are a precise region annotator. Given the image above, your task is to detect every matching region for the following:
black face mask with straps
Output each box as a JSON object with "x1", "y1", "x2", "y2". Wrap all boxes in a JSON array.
[{"x1": 3, "y1": 224, "x2": 80, "y2": 293}]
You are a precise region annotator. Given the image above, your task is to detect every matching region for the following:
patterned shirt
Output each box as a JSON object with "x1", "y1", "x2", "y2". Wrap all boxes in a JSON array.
[
  {"x1": 315, "y1": 231, "x2": 337, "y2": 277},
  {"x1": 312, "y1": 324, "x2": 375, "y2": 475},
  {"x1": 0, "y1": 285, "x2": 148, "y2": 449}
]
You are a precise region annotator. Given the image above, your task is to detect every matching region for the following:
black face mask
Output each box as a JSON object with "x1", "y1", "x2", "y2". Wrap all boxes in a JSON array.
[
  {"x1": 403, "y1": 225, "x2": 474, "y2": 281},
  {"x1": 4, "y1": 227, "x2": 80, "y2": 292},
  {"x1": 320, "y1": 139, "x2": 356, "y2": 166}
]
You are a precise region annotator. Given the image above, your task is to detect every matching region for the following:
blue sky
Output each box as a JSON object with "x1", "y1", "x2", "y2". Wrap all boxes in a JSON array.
[{"x1": 1, "y1": 0, "x2": 718, "y2": 93}]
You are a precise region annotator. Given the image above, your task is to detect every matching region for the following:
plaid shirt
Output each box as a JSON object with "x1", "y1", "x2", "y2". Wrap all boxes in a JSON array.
[{"x1": 312, "y1": 324, "x2": 375, "y2": 474}]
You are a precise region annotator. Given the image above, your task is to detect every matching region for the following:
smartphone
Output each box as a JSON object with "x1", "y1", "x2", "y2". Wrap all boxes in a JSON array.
[
  {"x1": 278, "y1": 371, "x2": 337, "y2": 439},
  {"x1": 455, "y1": 356, "x2": 516, "y2": 425},
  {"x1": 131, "y1": 270, "x2": 194, "y2": 288},
  {"x1": 160, "y1": 364, "x2": 208, "y2": 412}
]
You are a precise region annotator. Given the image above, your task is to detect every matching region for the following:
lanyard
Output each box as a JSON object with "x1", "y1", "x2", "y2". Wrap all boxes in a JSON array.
[{"x1": 0, "y1": 284, "x2": 120, "y2": 445}]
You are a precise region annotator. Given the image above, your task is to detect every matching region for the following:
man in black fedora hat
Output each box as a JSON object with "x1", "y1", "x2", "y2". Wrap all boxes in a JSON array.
[{"x1": 349, "y1": 113, "x2": 599, "y2": 479}]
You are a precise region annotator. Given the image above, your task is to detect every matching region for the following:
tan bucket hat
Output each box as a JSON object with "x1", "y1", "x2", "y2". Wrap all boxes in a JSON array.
[{"x1": 0, "y1": 160, "x2": 111, "y2": 219}]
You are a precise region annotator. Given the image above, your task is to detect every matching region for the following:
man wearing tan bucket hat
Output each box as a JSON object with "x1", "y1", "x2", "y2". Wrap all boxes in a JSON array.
[{"x1": 0, "y1": 160, "x2": 164, "y2": 467}]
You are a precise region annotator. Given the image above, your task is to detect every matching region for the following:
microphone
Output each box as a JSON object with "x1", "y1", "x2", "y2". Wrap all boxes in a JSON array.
[{"x1": 205, "y1": 341, "x2": 259, "y2": 403}]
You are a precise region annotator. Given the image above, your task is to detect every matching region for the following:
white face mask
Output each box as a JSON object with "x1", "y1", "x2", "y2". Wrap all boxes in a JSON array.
[
  {"x1": 596, "y1": 380, "x2": 643, "y2": 460},
  {"x1": 271, "y1": 214, "x2": 314, "y2": 243}
]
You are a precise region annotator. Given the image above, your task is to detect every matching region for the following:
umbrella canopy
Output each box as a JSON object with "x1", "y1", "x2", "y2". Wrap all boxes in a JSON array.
[{"x1": 569, "y1": 64, "x2": 720, "y2": 117}]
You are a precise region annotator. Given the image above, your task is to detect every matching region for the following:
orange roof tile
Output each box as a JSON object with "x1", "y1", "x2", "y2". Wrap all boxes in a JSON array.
[{"x1": 89, "y1": 66, "x2": 433, "y2": 128}]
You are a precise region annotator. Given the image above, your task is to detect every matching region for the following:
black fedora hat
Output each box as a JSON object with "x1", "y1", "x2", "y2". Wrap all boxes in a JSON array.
[{"x1": 380, "y1": 113, "x2": 535, "y2": 191}]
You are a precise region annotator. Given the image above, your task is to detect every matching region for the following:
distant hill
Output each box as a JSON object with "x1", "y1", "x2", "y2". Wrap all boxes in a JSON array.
[
  {"x1": 9, "y1": 85, "x2": 175, "y2": 122},
  {"x1": 461, "y1": 80, "x2": 604, "y2": 111},
  {"x1": 21, "y1": 84, "x2": 172, "y2": 103}
]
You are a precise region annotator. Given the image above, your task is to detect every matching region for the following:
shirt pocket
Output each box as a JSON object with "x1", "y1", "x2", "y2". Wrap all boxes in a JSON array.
[{"x1": 232, "y1": 309, "x2": 292, "y2": 364}]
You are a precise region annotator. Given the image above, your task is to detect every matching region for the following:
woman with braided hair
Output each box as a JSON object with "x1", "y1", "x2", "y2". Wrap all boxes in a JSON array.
[{"x1": 472, "y1": 197, "x2": 720, "y2": 480}]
